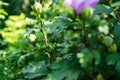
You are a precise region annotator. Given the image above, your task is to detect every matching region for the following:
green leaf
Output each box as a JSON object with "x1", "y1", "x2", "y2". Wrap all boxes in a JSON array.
[
  {"x1": 95, "y1": 4, "x2": 112, "y2": 14},
  {"x1": 77, "y1": 48, "x2": 101, "y2": 68},
  {"x1": 45, "y1": 61, "x2": 79, "y2": 80},
  {"x1": 17, "y1": 52, "x2": 34, "y2": 64},
  {"x1": 0, "y1": 1, "x2": 9, "y2": 6},
  {"x1": 111, "y1": 1, "x2": 120, "y2": 7},
  {"x1": 0, "y1": 9, "x2": 8, "y2": 15},
  {"x1": 106, "y1": 53, "x2": 120, "y2": 65},
  {"x1": 115, "y1": 61, "x2": 120, "y2": 71},
  {"x1": 0, "y1": 14, "x2": 5, "y2": 19},
  {"x1": 48, "y1": 16, "x2": 78, "y2": 30},
  {"x1": 93, "y1": 51, "x2": 101, "y2": 65},
  {"x1": 114, "y1": 23, "x2": 120, "y2": 39},
  {"x1": 21, "y1": 61, "x2": 49, "y2": 79},
  {"x1": 77, "y1": 48, "x2": 93, "y2": 68}
]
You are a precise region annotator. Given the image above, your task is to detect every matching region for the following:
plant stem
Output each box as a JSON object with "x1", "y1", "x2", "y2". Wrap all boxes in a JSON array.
[
  {"x1": 41, "y1": 22, "x2": 50, "y2": 48},
  {"x1": 83, "y1": 22, "x2": 89, "y2": 45}
]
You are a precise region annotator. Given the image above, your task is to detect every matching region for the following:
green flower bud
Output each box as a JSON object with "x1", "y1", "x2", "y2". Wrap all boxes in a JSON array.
[
  {"x1": 102, "y1": 36, "x2": 113, "y2": 47},
  {"x1": 80, "y1": 6, "x2": 93, "y2": 20},
  {"x1": 99, "y1": 20, "x2": 108, "y2": 26},
  {"x1": 97, "y1": 34, "x2": 104, "y2": 44},
  {"x1": 108, "y1": 44, "x2": 117, "y2": 53},
  {"x1": 91, "y1": 15, "x2": 100, "y2": 27},
  {"x1": 32, "y1": 1, "x2": 42, "y2": 14},
  {"x1": 98, "y1": 20, "x2": 109, "y2": 35}
]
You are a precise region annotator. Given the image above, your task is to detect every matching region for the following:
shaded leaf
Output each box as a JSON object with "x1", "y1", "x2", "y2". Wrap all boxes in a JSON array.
[
  {"x1": 95, "y1": 4, "x2": 112, "y2": 14},
  {"x1": 93, "y1": 51, "x2": 101, "y2": 65},
  {"x1": 77, "y1": 48, "x2": 101, "y2": 68},
  {"x1": 45, "y1": 61, "x2": 79, "y2": 80},
  {"x1": 106, "y1": 53, "x2": 120, "y2": 65},
  {"x1": 115, "y1": 61, "x2": 120, "y2": 71},
  {"x1": 114, "y1": 23, "x2": 120, "y2": 39},
  {"x1": 21, "y1": 61, "x2": 49, "y2": 79}
]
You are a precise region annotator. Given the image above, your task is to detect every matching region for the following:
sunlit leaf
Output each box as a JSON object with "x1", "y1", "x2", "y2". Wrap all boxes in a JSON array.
[{"x1": 111, "y1": 1, "x2": 120, "y2": 7}]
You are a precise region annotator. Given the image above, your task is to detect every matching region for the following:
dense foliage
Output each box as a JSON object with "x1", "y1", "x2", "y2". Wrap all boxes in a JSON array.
[{"x1": 0, "y1": 0, "x2": 120, "y2": 80}]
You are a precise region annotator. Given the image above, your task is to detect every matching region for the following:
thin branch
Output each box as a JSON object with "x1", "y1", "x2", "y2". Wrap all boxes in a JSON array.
[{"x1": 41, "y1": 22, "x2": 50, "y2": 48}]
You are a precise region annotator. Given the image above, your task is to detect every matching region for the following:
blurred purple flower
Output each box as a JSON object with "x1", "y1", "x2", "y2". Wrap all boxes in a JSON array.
[{"x1": 64, "y1": 0, "x2": 99, "y2": 14}]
